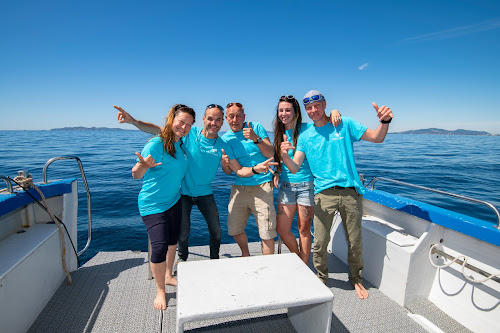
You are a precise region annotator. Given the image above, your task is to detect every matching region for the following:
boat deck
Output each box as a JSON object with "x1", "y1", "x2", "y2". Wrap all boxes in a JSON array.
[{"x1": 28, "y1": 242, "x2": 469, "y2": 333}]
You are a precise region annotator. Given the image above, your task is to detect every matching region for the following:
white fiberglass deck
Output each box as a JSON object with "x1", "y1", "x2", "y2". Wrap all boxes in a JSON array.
[{"x1": 27, "y1": 242, "x2": 469, "y2": 333}]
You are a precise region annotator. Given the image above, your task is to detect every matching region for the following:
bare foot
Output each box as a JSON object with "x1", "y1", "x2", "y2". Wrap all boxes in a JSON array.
[
  {"x1": 165, "y1": 275, "x2": 178, "y2": 286},
  {"x1": 154, "y1": 291, "x2": 167, "y2": 310},
  {"x1": 354, "y1": 283, "x2": 369, "y2": 299}
]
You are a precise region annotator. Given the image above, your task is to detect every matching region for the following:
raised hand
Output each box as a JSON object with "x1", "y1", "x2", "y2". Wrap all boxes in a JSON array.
[
  {"x1": 254, "y1": 157, "x2": 279, "y2": 174},
  {"x1": 114, "y1": 105, "x2": 136, "y2": 124},
  {"x1": 372, "y1": 102, "x2": 393, "y2": 123},
  {"x1": 280, "y1": 134, "x2": 295, "y2": 155},
  {"x1": 243, "y1": 121, "x2": 258, "y2": 141},
  {"x1": 221, "y1": 149, "x2": 230, "y2": 169},
  {"x1": 330, "y1": 109, "x2": 342, "y2": 127},
  {"x1": 135, "y1": 152, "x2": 162, "y2": 169}
]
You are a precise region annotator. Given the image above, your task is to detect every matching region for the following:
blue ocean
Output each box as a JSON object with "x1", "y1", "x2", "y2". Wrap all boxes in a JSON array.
[{"x1": 1, "y1": 130, "x2": 499, "y2": 265}]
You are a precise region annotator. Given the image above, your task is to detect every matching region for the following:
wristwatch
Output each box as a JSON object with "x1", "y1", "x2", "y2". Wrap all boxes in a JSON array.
[
  {"x1": 251, "y1": 166, "x2": 260, "y2": 174},
  {"x1": 381, "y1": 118, "x2": 392, "y2": 124},
  {"x1": 254, "y1": 137, "x2": 263, "y2": 144}
]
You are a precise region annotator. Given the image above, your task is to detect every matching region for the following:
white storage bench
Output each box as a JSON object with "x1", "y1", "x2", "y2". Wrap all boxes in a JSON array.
[{"x1": 176, "y1": 253, "x2": 333, "y2": 333}]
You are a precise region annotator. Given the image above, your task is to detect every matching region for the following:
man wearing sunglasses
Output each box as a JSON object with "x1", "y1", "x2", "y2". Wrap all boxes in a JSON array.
[
  {"x1": 221, "y1": 102, "x2": 278, "y2": 257},
  {"x1": 115, "y1": 104, "x2": 235, "y2": 262},
  {"x1": 281, "y1": 90, "x2": 394, "y2": 300}
]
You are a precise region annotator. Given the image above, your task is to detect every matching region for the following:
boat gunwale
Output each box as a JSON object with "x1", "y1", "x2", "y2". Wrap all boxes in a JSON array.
[
  {"x1": 364, "y1": 189, "x2": 500, "y2": 247},
  {"x1": 0, "y1": 178, "x2": 76, "y2": 217}
]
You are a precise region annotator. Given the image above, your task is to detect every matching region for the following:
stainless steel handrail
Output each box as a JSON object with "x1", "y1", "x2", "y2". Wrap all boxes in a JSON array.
[
  {"x1": 0, "y1": 175, "x2": 13, "y2": 193},
  {"x1": 431, "y1": 246, "x2": 500, "y2": 284},
  {"x1": 366, "y1": 177, "x2": 500, "y2": 229},
  {"x1": 43, "y1": 156, "x2": 92, "y2": 256}
]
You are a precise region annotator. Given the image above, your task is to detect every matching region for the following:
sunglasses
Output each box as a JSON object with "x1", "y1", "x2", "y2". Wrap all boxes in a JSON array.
[
  {"x1": 302, "y1": 95, "x2": 324, "y2": 105},
  {"x1": 174, "y1": 104, "x2": 188, "y2": 110},
  {"x1": 206, "y1": 104, "x2": 224, "y2": 111},
  {"x1": 280, "y1": 95, "x2": 295, "y2": 100},
  {"x1": 226, "y1": 102, "x2": 243, "y2": 109}
]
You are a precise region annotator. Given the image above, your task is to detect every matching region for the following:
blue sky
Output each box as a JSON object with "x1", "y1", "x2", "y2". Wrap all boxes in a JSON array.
[{"x1": 1, "y1": 0, "x2": 499, "y2": 133}]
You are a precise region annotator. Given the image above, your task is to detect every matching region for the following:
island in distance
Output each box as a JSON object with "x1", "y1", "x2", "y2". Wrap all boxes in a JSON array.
[
  {"x1": 51, "y1": 127, "x2": 497, "y2": 136},
  {"x1": 51, "y1": 127, "x2": 135, "y2": 131},
  {"x1": 391, "y1": 128, "x2": 496, "y2": 136}
]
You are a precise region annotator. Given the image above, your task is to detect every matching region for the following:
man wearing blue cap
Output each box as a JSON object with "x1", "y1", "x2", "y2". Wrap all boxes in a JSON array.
[{"x1": 281, "y1": 90, "x2": 394, "y2": 299}]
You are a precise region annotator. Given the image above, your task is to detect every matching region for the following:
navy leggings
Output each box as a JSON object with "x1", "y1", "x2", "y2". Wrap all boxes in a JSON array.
[{"x1": 141, "y1": 199, "x2": 181, "y2": 263}]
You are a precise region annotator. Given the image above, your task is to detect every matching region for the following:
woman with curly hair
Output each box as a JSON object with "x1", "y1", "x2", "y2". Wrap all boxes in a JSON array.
[{"x1": 132, "y1": 104, "x2": 195, "y2": 310}]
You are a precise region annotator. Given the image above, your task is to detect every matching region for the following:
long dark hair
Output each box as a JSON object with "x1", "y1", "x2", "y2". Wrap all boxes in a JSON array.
[
  {"x1": 160, "y1": 104, "x2": 196, "y2": 158},
  {"x1": 273, "y1": 96, "x2": 302, "y2": 173}
]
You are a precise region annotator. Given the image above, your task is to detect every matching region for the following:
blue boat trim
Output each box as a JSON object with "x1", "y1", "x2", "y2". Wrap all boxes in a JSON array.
[
  {"x1": 364, "y1": 189, "x2": 500, "y2": 247},
  {"x1": 0, "y1": 179, "x2": 76, "y2": 218}
]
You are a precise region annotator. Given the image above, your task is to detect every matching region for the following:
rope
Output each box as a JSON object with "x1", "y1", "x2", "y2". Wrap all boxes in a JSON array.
[
  {"x1": 428, "y1": 244, "x2": 499, "y2": 284},
  {"x1": 13, "y1": 175, "x2": 72, "y2": 285}
]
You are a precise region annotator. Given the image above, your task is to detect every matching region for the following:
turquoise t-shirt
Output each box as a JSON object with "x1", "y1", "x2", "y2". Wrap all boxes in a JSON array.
[
  {"x1": 137, "y1": 136, "x2": 188, "y2": 216},
  {"x1": 296, "y1": 117, "x2": 367, "y2": 195},
  {"x1": 281, "y1": 123, "x2": 314, "y2": 184},
  {"x1": 221, "y1": 122, "x2": 272, "y2": 186},
  {"x1": 181, "y1": 126, "x2": 235, "y2": 197}
]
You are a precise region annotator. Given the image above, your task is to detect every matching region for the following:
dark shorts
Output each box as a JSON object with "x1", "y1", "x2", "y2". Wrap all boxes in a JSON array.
[{"x1": 141, "y1": 199, "x2": 181, "y2": 263}]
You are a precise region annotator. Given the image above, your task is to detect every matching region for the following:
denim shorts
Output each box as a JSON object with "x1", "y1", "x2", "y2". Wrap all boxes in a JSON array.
[{"x1": 278, "y1": 180, "x2": 314, "y2": 206}]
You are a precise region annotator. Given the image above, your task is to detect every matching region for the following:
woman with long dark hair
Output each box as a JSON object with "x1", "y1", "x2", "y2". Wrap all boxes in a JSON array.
[
  {"x1": 132, "y1": 104, "x2": 195, "y2": 310},
  {"x1": 273, "y1": 96, "x2": 340, "y2": 264}
]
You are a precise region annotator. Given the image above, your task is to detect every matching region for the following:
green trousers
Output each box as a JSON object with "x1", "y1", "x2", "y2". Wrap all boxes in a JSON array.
[{"x1": 312, "y1": 187, "x2": 364, "y2": 285}]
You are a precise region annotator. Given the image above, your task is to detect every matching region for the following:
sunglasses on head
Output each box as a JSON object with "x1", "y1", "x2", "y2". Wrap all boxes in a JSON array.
[
  {"x1": 174, "y1": 104, "x2": 188, "y2": 110},
  {"x1": 206, "y1": 104, "x2": 224, "y2": 111},
  {"x1": 280, "y1": 95, "x2": 295, "y2": 100},
  {"x1": 303, "y1": 95, "x2": 323, "y2": 105},
  {"x1": 226, "y1": 102, "x2": 243, "y2": 109}
]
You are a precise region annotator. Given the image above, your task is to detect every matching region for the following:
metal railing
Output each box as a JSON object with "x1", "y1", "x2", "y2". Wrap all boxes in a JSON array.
[
  {"x1": 43, "y1": 156, "x2": 92, "y2": 256},
  {"x1": 430, "y1": 245, "x2": 500, "y2": 284},
  {"x1": 0, "y1": 175, "x2": 13, "y2": 193},
  {"x1": 366, "y1": 177, "x2": 500, "y2": 229}
]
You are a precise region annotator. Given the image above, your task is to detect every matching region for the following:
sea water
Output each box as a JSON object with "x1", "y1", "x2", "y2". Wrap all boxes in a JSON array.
[{"x1": 0, "y1": 130, "x2": 499, "y2": 264}]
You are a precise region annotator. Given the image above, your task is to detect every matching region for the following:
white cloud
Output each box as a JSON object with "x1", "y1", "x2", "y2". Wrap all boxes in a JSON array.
[
  {"x1": 358, "y1": 63, "x2": 369, "y2": 70},
  {"x1": 399, "y1": 17, "x2": 500, "y2": 43}
]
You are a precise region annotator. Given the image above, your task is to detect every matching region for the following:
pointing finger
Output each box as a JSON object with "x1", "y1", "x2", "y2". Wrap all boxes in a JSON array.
[
  {"x1": 372, "y1": 102, "x2": 379, "y2": 112},
  {"x1": 283, "y1": 134, "x2": 287, "y2": 141},
  {"x1": 221, "y1": 149, "x2": 226, "y2": 156},
  {"x1": 247, "y1": 122, "x2": 251, "y2": 129}
]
